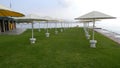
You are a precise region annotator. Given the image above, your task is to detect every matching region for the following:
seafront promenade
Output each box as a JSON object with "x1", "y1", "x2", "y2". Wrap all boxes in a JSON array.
[
  {"x1": 0, "y1": 28, "x2": 26, "y2": 35},
  {"x1": 95, "y1": 28, "x2": 120, "y2": 44}
]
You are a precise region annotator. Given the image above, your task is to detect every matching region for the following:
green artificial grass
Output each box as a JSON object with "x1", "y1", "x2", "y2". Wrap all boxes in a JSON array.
[{"x1": 0, "y1": 27, "x2": 120, "y2": 68}]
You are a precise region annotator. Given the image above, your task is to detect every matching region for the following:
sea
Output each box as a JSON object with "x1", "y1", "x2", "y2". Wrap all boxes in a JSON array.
[{"x1": 16, "y1": 18, "x2": 120, "y2": 34}]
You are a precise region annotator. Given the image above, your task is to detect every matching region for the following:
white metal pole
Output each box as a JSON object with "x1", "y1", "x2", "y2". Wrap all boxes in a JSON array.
[
  {"x1": 92, "y1": 19, "x2": 95, "y2": 40},
  {"x1": 61, "y1": 21, "x2": 63, "y2": 32},
  {"x1": 44, "y1": 22, "x2": 46, "y2": 30},
  {"x1": 87, "y1": 22, "x2": 89, "y2": 32},
  {"x1": 61, "y1": 22, "x2": 62, "y2": 28},
  {"x1": 31, "y1": 22, "x2": 34, "y2": 38},
  {"x1": 38, "y1": 22, "x2": 40, "y2": 32},
  {"x1": 64, "y1": 22, "x2": 65, "y2": 29},
  {"x1": 68, "y1": 22, "x2": 69, "y2": 28},
  {"x1": 83, "y1": 23, "x2": 86, "y2": 31},
  {"x1": 55, "y1": 22, "x2": 57, "y2": 31},
  {"x1": 46, "y1": 21, "x2": 48, "y2": 33}
]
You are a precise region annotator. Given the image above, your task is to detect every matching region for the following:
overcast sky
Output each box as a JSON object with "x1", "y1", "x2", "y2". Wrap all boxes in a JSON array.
[{"x1": 0, "y1": 0, "x2": 120, "y2": 20}]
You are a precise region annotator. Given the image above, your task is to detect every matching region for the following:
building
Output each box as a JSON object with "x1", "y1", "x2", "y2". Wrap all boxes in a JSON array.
[{"x1": 0, "y1": 17, "x2": 16, "y2": 32}]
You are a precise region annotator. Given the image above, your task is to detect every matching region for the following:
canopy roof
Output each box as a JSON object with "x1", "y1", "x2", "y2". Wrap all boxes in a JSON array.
[
  {"x1": 41, "y1": 16, "x2": 58, "y2": 22},
  {"x1": 79, "y1": 19, "x2": 101, "y2": 23},
  {"x1": 79, "y1": 20, "x2": 94, "y2": 23},
  {"x1": 0, "y1": 4, "x2": 24, "y2": 17},
  {"x1": 75, "y1": 11, "x2": 116, "y2": 20},
  {"x1": 14, "y1": 14, "x2": 47, "y2": 23}
]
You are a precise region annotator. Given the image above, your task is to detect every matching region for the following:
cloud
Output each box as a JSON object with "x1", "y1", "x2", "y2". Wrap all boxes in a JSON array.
[
  {"x1": 56, "y1": 0, "x2": 77, "y2": 8},
  {"x1": 25, "y1": 0, "x2": 120, "y2": 20}
]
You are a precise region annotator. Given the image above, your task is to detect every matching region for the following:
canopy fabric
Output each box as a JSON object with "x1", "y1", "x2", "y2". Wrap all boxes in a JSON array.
[
  {"x1": 0, "y1": 4, "x2": 24, "y2": 17},
  {"x1": 75, "y1": 11, "x2": 116, "y2": 20},
  {"x1": 79, "y1": 20, "x2": 94, "y2": 23},
  {"x1": 14, "y1": 14, "x2": 47, "y2": 23},
  {"x1": 78, "y1": 19, "x2": 100, "y2": 23},
  {"x1": 41, "y1": 16, "x2": 58, "y2": 22}
]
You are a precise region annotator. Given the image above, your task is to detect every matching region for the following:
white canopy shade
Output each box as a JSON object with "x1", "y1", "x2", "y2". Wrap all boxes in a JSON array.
[
  {"x1": 41, "y1": 16, "x2": 59, "y2": 22},
  {"x1": 14, "y1": 14, "x2": 48, "y2": 43},
  {"x1": 14, "y1": 14, "x2": 47, "y2": 22},
  {"x1": 75, "y1": 11, "x2": 116, "y2": 20},
  {"x1": 75, "y1": 11, "x2": 116, "y2": 48}
]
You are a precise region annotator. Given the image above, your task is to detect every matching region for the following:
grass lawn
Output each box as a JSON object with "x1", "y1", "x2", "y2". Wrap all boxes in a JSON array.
[{"x1": 0, "y1": 27, "x2": 120, "y2": 68}]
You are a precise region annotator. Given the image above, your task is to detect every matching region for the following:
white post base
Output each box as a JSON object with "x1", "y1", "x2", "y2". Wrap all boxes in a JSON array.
[
  {"x1": 38, "y1": 29, "x2": 41, "y2": 32},
  {"x1": 86, "y1": 34, "x2": 90, "y2": 39},
  {"x1": 46, "y1": 33, "x2": 50, "y2": 37},
  {"x1": 55, "y1": 31, "x2": 58, "y2": 34},
  {"x1": 30, "y1": 38, "x2": 36, "y2": 44},
  {"x1": 61, "y1": 29, "x2": 63, "y2": 32},
  {"x1": 90, "y1": 40, "x2": 97, "y2": 48}
]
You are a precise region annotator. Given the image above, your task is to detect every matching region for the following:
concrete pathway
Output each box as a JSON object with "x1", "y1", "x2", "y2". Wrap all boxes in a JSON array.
[
  {"x1": 95, "y1": 29, "x2": 120, "y2": 44},
  {"x1": 0, "y1": 28, "x2": 27, "y2": 35}
]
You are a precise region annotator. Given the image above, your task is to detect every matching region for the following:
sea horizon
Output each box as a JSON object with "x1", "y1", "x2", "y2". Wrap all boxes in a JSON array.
[{"x1": 16, "y1": 20, "x2": 120, "y2": 35}]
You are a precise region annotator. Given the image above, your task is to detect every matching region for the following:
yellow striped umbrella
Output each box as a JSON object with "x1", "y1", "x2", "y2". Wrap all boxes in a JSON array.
[{"x1": 0, "y1": 4, "x2": 24, "y2": 17}]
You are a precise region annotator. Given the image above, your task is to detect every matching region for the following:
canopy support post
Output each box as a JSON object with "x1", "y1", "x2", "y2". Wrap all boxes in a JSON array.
[
  {"x1": 46, "y1": 21, "x2": 50, "y2": 37},
  {"x1": 90, "y1": 19, "x2": 97, "y2": 48},
  {"x1": 38, "y1": 22, "x2": 41, "y2": 32},
  {"x1": 30, "y1": 22, "x2": 36, "y2": 44}
]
